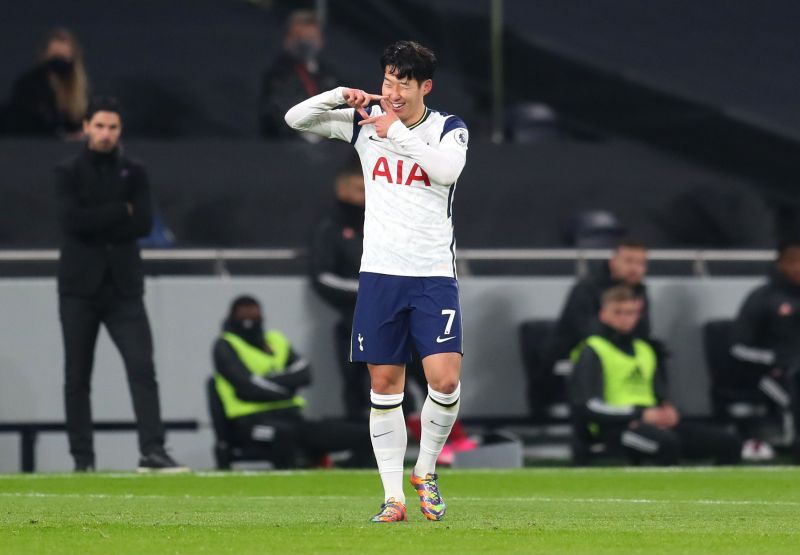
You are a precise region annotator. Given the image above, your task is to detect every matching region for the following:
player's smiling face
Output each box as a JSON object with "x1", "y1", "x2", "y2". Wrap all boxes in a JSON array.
[{"x1": 381, "y1": 67, "x2": 432, "y2": 126}]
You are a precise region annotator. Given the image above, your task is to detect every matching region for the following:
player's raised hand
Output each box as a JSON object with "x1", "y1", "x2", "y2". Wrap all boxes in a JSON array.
[
  {"x1": 342, "y1": 88, "x2": 384, "y2": 119},
  {"x1": 358, "y1": 98, "x2": 399, "y2": 138}
]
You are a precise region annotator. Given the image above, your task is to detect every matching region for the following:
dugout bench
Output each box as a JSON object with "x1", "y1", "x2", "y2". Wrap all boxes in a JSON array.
[{"x1": 0, "y1": 420, "x2": 198, "y2": 472}]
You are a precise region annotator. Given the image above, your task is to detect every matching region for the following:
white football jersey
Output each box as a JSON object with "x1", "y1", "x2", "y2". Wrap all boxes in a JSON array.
[{"x1": 285, "y1": 87, "x2": 468, "y2": 278}]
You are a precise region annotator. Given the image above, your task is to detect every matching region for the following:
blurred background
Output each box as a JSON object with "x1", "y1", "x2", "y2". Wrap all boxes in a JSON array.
[
  {"x1": 1, "y1": 0, "x2": 798, "y2": 250},
  {"x1": 1, "y1": 0, "x2": 799, "y2": 471}
]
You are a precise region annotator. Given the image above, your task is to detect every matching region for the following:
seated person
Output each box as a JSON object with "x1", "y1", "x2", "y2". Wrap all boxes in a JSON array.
[
  {"x1": 569, "y1": 285, "x2": 741, "y2": 465},
  {"x1": 730, "y1": 238, "x2": 800, "y2": 462},
  {"x1": 532, "y1": 238, "x2": 656, "y2": 415},
  {"x1": 212, "y1": 295, "x2": 373, "y2": 468}
]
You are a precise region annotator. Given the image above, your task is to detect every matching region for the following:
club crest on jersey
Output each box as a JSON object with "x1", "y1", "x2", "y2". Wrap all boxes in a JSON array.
[
  {"x1": 455, "y1": 128, "x2": 468, "y2": 147},
  {"x1": 372, "y1": 156, "x2": 431, "y2": 187}
]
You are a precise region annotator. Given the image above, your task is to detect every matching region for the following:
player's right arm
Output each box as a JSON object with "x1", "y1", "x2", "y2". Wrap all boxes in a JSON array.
[{"x1": 284, "y1": 87, "x2": 382, "y2": 142}]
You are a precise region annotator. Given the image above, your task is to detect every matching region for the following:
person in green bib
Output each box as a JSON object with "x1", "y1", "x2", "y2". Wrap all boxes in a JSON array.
[
  {"x1": 569, "y1": 285, "x2": 741, "y2": 465},
  {"x1": 212, "y1": 295, "x2": 372, "y2": 468}
]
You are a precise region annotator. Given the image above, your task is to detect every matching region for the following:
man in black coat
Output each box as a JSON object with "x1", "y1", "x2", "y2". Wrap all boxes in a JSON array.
[
  {"x1": 731, "y1": 238, "x2": 800, "y2": 462},
  {"x1": 308, "y1": 157, "x2": 368, "y2": 420},
  {"x1": 56, "y1": 97, "x2": 186, "y2": 472}
]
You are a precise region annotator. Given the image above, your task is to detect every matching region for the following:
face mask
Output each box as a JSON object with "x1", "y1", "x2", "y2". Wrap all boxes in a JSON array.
[
  {"x1": 229, "y1": 317, "x2": 265, "y2": 347},
  {"x1": 287, "y1": 39, "x2": 320, "y2": 62},
  {"x1": 45, "y1": 56, "x2": 74, "y2": 77}
]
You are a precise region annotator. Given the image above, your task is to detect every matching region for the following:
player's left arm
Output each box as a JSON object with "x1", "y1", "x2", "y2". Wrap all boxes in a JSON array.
[
  {"x1": 387, "y1": 120, "x2": 467, "y2": 185},
  {"x1": 360, "y1": 99, "x2": 467, "y2": 185}
]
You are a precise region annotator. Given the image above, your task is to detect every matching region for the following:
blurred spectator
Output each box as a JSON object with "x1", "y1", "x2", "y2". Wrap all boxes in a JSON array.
[
  {"x1": 212, "y1": 295, "x2": 373, "y2": 468},
  {"x1": 730, "y1": 238, "x2": 800, "y2": 463},
  {"x1": 552, "y1": 238, "x2": 652, "y2": 358},
  {"x1": 569, "y1": 286, "x2": 741, "y2": 465},
  {"x1": 309, "y1": 156, "x2": 369, "y2": 421},
  {"x1": 258, "y1": 9, "x2": 338, "y2": 141},
  {"x1": 56, "y1": 97, "x2": 186, "y2": 473},
  {"x1": 3, "y1": 28, "x2": 89, "y2": 137},
  {"x1": 527, "y1": 238, "x2": 658, "y2": 416}
]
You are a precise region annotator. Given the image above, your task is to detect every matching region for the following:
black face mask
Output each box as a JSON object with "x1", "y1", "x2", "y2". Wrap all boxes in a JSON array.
[
  {"x1": 228, "y1": 317, "x2": 265, "y2": 348},
  {"x1": 45, "y1": 56, "x2": 74, "y2": 77},
  {"x1": 287, "y1": 39, "x2": 320, "y2": 62}
]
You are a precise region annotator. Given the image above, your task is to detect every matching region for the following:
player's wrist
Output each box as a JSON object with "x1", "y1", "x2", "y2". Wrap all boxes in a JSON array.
[
  {"x1": 386, "y1": 120, "x2": 405, "y2": 139},
  {"x1": 334, "y1": 87, "x2": 347, "y2": 105}
]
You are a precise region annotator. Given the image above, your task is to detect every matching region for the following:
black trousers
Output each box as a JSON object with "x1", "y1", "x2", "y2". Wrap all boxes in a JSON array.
[
  {"x1": 607, "y1": 421, "x2": 742, "y2": 465},
  {"x1": 233, "y1": 409, "x2": 373, "y2": 468},
  {"x1": 59, "y1": 287, "x2": 165, "y2": 464}
]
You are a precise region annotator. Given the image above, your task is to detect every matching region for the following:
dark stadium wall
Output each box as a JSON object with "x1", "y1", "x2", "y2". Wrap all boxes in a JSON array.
[
  {"x1": 0, "y1": 138, "x2": 775, "y2": 249},
  {"x1": 0, "y1": 0, "x2": 793, "y2": 247}
]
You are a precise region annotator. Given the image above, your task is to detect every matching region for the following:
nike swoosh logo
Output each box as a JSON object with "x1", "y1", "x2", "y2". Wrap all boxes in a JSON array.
[
  {"x1": 429, "y1": 420, "x2": 449, "y2": 428},
  {"x1": 436, "y1": 336, "x2": 457, "y2": 343},
  {"x1": 372, "y1": 430, "x2": 394, "y2": 438},
  {"x1": 369, "y1": 136, "x2": 383, "y2": 142}
]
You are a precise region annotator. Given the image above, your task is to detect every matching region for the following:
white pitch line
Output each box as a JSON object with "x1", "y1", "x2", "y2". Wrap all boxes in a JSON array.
[
  {"x1": 2, "y1": 492, "x2": 799, "y2": 507},
  {"x1": 1, "y1": 466, "x2": 798, "y2": 480}
]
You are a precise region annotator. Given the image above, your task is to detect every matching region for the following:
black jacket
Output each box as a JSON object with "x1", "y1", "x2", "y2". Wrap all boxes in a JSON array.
[
  {"x1": 731, "y1": 271, "x2": 800, "y2": 371},
  {"x1": 308, "y1": 202, "x2": 364, "y2": 316},
  {"x1": 258, "y1": 52, "x2": 338, "y2": 139},
  {"x1": 549, "y1": 261, "x2": 651, "y2": 361},
  {"x1": 212, "y1": 323, "x2": 311, "y2": 404},
  {"x1": 4, "y1": 65, "x2": 83, "y2": 136},
  {"x1": 569, "y1": 323, "x2": 668, "y2": 427},
  {"x1": 56, "y1": 147, "x2": 153, "y2": 298}
]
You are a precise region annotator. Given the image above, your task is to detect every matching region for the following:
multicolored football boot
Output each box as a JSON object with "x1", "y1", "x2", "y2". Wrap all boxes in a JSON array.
[
  {"x1": 370, "y1": 498, "x2": 408, "y2": 523},
  {"x1": 410, "y1": 472, "x2": 446, "y2": 521}
]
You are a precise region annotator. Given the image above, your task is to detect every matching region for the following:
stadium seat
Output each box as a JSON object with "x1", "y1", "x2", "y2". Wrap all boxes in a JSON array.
[
  {"x1": 206, "y1": 377, "x2": 279, "y2": 470},
  {"x1": 518, "y1": 319, "x2": 570, "y2": 422},
  {"x1": 565, "y1": 210, "x2": 626, "y2": 248}
]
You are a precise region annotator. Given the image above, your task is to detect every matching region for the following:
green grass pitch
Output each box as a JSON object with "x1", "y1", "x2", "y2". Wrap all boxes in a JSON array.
[{"x1": 1, "y1": 467, "x2": 799, "y2": 554}]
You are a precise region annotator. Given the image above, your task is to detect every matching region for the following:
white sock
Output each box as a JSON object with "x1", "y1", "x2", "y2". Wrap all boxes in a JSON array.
[
  {"x1": 370, "y1": 390, "x2": 407, "y2": 503},
  {"x1": 414, "y1": 382, "x2": 461, "y2": 477}
]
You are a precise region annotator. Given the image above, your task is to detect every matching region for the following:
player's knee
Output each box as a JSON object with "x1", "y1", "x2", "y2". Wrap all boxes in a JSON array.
[
  {"x1": 428, "y1": 377, "x2": 459, "y2": 395},
  {"x1": 370, "y1": 375, "x2": 403, "y2": 394}
]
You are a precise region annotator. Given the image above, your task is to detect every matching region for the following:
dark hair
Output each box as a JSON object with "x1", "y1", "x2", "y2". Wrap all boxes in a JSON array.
[
  {"x1": 285, "y1": 9, "x2": 319, "y2": 34},
  {"x1": 85, "y1": 96, "x2": 122, "y2": 121},
  {"x1": 614, "y1": 237, "x2": 646, "y2": 251},
  {"x1": 778, "y1": 237, "x2": 800, "y2": 258},
  {"x1": 380, "y1": 40, "x2": 437, "y2": 83},
  {"x1": 601, "y1": 285, "x2": 641, "y2": 306},
  {"x1": 228, "y1": 295, "x2": 261, "y2": 318}
]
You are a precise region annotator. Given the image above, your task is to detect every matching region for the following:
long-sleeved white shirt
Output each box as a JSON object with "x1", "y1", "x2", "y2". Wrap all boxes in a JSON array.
[{"x1": 285, "y1": 87, "x2": 468, "y2": 277}]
